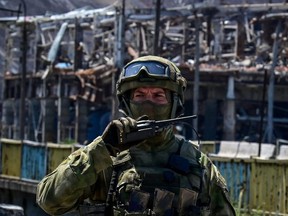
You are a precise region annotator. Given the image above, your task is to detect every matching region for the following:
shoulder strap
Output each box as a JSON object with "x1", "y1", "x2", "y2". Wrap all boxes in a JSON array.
[{"x1": 106, "y1": 150, "x2": 133, "y2": 215}]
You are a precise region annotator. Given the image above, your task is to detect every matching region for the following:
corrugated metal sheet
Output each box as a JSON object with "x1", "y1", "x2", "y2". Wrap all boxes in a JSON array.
[
  {"x1": 1, "y1": 138, "x2": 21, "y2": 177},
  {"x1": 21, "y1": 140, "x2": 46, "y2": 180},
  {"x1": 213, "y1": 159, "x2": 251, "y2": 208},
  {"x1": 250, "y1": 159, "x2": 288, "y2": 214},
  {"x1": 47, "y1": 143, "x2": 73, "y2": 173}
]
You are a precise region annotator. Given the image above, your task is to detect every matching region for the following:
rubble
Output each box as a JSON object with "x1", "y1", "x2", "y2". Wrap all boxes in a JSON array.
[{"x1": 1, "y1": 1, "x2": 288, "y2": 143}]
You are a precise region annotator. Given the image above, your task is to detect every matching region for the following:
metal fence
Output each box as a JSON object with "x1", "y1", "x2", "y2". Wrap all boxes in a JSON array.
[{"x1": 0, "y1": 138, "x2": 287, "y2": 215}]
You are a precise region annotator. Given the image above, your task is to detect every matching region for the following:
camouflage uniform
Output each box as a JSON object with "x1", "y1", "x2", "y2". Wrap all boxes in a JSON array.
[{"x1": 37, "y1": 56, "x2": 236, "y2": 216}]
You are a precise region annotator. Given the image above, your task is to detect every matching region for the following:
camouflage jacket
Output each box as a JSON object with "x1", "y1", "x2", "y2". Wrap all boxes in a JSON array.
[{"x1": 36, "y1": 135, "x2": 236, "y2": 216}]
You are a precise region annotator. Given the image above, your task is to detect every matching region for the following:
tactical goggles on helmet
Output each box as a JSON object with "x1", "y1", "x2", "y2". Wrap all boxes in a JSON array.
[{"x1": 122, "y1": 61, "x2": 173, "y2": 80}]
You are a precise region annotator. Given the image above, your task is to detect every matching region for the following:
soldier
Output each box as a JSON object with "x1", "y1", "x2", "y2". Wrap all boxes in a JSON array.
[{"x1": 37, "y1": 56, "x2": 236, "y2": 215}]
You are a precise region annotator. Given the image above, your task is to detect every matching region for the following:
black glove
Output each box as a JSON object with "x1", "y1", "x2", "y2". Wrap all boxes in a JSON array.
[{"x1": 102, "y1": 116, "x2": 147, "y2": 156}]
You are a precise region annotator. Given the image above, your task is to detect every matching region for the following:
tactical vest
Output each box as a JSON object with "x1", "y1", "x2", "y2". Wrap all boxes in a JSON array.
[{"x1": 111, "y1": 139, "x2": 210, "y2": 216}]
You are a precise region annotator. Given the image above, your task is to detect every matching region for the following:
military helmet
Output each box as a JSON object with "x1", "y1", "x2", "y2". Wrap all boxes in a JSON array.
[{"x1": 116, "y1": 55, "x2": 187, "y2": 118}]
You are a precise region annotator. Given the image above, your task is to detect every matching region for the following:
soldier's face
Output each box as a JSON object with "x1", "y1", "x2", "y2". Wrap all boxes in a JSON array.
[
  {"x1": 130, "y1": 87, "x2": 171, "y2": 120},
  {"x1": 131, "y1": 87, "x2": 168, "y2": 105}
]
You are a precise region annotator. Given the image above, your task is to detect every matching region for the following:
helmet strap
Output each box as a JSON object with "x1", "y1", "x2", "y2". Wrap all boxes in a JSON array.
[
  {"x1": 170, "y1": 93, "x2": 178, "y2": 118},
  {"x1": 121, "y1": 96, "x2": 133, "y2": 117}
]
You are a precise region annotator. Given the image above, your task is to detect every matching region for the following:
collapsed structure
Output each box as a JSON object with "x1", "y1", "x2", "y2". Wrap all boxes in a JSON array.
[{"x1": 1, "y1": 0, "x2": 288, "y2": 145}]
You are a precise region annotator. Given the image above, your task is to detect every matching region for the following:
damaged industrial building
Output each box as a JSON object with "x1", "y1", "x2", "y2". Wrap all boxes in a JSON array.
[
  {"x1": 0, "y1": 0, "x2": 288, "y2": 215},
  {"x1": 1, "y1": 1, "x2": 288, "y2": 144}
]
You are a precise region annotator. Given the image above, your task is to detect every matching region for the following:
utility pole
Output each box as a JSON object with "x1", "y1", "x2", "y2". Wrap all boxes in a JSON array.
[
  {"x1": 113, "y1": 0, "x2": 125, "y2": 119},
  {"x1": 19, "y1": 0, "x2": 27, "y2": 140},
  {"x1": 153, "y1": 0, "x2": 161, "y2": 55},
  {"x1": 193, "y1": 17, "x2": 200, "y2": 140},
  {"x1": 267, "y1": 20, "x2": 282, "y2": 143},
  {"x1": 258, "y1": 70, "x2": 267, "y2": 156}
]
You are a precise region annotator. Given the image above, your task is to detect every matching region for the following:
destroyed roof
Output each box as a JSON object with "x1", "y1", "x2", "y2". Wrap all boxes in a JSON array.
[
  {"x1": 1, "y1": 0, "x2": 288, "y2": 80},
  {"x1": 0, "y1": 0, "x2": 116, "y2": 16},
  {"x1": 1, "y1": 0, "x2": 288, "y2": 18}
]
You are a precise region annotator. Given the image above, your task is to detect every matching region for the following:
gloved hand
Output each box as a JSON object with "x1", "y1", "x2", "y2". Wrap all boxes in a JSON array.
[{"x1": 102, "y1": 116, "x2": 147, "y2": 156}]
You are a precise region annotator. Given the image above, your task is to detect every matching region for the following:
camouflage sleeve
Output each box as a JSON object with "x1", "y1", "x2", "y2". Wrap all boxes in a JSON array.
[
  {"x1": 36, "y1": 136, "x2": 113, "y2": 215},
  {"x1": 203, "y1": 155, "x2": 236, "y2": 216}
]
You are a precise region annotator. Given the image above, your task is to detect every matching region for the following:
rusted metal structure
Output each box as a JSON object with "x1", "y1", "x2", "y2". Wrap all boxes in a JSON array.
[
  {"x1": 0, "y1": 1, "x2": 288, "y2": 214},
  {"x1": 1, "y1": 1, "x2": 288, "y2": 145},
  {"x1": 0, "y1": 5, "x2": 117, "y2": 144}
]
